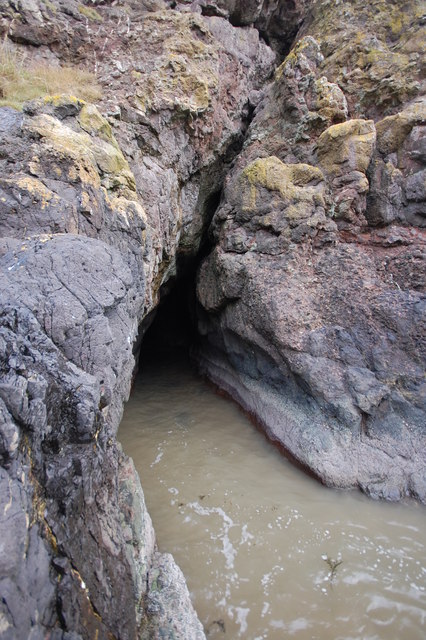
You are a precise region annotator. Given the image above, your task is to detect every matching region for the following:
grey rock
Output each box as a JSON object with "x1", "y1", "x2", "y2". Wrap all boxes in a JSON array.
[
  {"x1": 142, "y1": 552, "x2": 206, "y2": 640},
  {"x1": 195, "y1": 25, "x2": 426, "y2": 502},
  {"x1": 405, "y1": 169, "x2": 426, "y2": 202},
  {"x1": 0, "y1": 1, "x2": 425, "y2": 640}
]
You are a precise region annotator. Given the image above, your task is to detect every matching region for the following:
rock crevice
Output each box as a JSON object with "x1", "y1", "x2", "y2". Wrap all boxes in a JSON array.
[{"x1": 0, "y1": 1, "x2": 425, "y2": 639}]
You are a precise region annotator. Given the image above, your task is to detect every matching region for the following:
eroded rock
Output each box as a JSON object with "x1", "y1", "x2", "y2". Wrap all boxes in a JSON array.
[
  {"x1": 0, "y1": 1, "x2": 425, "y2": 639},
  {"x1": 195, "y1": 4, "x2": 426, "y2": 503}
]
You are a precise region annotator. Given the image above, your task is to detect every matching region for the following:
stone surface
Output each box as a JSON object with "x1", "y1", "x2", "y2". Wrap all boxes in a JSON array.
[
  {"x1": 195, "y1": 1, "x2": 426, "y2": 503},
  {"x1": 0, "y1": 0, "x2": 278, "y2": 637},
  {"x1": 0, "y1": 1, "x2": 425, "y2": 639},
  {"x1": 141, "y1": 553, "x2": 206, "y2": 640}
]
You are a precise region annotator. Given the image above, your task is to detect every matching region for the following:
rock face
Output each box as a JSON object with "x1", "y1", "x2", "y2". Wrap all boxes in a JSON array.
[
  {"x1": 0, "y1": 0, "x2": 425, "y2": 639},
  {"x1": 196, "y1": 2, "x2": 426, "y2": 501},
  {"x1": 0, "y1": 1, "x2": 275, "y2": 638}
]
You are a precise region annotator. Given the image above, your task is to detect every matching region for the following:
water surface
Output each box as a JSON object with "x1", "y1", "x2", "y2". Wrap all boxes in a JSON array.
[{"x1": 119, "y1": 353, "x2": 426, "y2": 639}]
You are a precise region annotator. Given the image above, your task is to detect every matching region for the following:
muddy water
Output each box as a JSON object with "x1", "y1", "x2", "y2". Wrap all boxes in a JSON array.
[{"x1": 118, "y1": 353, "x2": 426, "y2": 639}]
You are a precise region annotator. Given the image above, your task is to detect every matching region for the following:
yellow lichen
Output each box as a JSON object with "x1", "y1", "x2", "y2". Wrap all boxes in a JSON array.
[
  {"x1": 132, "y1": 11, "x2": 218, "y2": 115},
  {"x1": 376, "y1": 99, "x2": 426, "y2": 154},
  {"x1": 304, "y1": 0, "x2": 424, "y2": 114},
  {"x1": 275, "y1": 36, "x2": 321, "y2": 82},
  {"x1": 78, "y1": 4, "x2": 103, "y2": 22},
  {"x1": 241, "y1": 156, "x2": 324, "y2": 212},
  {"x1": 317, "y1": 119, "x2": 376, "y2": 175},
  {"x1": 24, "y1": 110, "x2": 135, "y2": 194},
  {"x1": 5, "y1": 175, "x2": 60, "y2": 210},
  {"x1": 314, "y1": 76, "x2": 347, "y2": 122},
  {"x1": 78, "y1": 104, "x2": 114, "y2": 143},
  {"x1": 43, "y1": 94, "x2": 86, "y2": 108}
]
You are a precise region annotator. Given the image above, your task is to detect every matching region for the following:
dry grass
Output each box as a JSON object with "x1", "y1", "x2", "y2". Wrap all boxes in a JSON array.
[
  {"x1": 0, "y1": 42, "x2": 101, "y2": 110},
  {"x1": 78, "y1": 4, "x2": 103, "y2": 22}
]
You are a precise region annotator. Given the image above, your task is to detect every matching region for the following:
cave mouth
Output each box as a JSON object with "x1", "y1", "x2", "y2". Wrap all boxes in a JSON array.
[
  {"x1": 136, "y1": 263, "x2": 202, "y2": 373},
  {"x1": 136, "y1": 186, "x2": 222, "y2": 372}
]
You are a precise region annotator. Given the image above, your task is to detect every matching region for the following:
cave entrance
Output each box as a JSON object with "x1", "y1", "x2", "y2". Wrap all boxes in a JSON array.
[
  {"x1": 138, "y1": 269, "x2": 199, "y2": 366},
  {"x1": 136, "y1": 188, "x2": 221, "y2": 371}
]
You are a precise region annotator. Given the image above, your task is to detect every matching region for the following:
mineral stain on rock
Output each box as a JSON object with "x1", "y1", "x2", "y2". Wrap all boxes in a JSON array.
[{"x1": 0, "y1": 0, "x2": 425, "y2": 638}]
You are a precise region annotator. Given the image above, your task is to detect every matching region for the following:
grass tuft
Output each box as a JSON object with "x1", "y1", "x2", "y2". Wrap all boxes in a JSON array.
[
  {"x1": 78, "y1": 4, "x2": 103, "y2": 22},
  {"x1": 0, "y1": 42, "x2": 101, "y2": 110}
]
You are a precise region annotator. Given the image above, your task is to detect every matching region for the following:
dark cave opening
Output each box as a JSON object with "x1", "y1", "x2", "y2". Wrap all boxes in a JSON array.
[
  {"x1": 138, "y1": 269, "x2": 199, "y2": 364},
  {"x1": 135, "y1": 181, "x2": 222, "y2": 371}
]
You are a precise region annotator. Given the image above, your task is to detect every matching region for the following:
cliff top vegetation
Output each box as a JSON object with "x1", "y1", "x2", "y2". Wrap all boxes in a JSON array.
[{"x1": 0, "y1": 41, "x2": 101, "y2": 110}]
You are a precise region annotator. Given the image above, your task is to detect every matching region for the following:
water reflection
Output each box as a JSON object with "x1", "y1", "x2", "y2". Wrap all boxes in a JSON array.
[{"x1": 118, "y1": 353, "x2": 426, "y2": 639}]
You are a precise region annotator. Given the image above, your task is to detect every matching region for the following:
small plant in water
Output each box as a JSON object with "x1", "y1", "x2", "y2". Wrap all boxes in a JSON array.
[
  {"x1": 322, "y1": 553, "x2": 343, "y2": 585},
  {"x1": 207, "y1": 619, "x2": 226, "y2": 636}
]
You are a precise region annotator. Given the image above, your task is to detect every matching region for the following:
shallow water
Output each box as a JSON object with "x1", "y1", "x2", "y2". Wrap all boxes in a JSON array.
[{"x1": 118, "y1": 352, "x2": 426, "y2": 639}]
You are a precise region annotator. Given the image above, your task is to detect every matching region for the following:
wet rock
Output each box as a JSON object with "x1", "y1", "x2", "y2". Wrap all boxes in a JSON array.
[{"x1": 142, "y1": 552, "x2": 206, "y2": 640}]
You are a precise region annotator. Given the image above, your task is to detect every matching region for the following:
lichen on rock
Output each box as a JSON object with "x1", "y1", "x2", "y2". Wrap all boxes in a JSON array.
[
  {"x1": 240, "y1": 156, "x2": 325, "y2": 217},
  {"x1": 0, "y1": 1, "x2": 425, "y2": 639},
  {"x1": 317, "y1": 119, "x2": 376, "y2": 176},
  {"x1": 132, "y1": 11, "x2": 220, "y2": 116}
]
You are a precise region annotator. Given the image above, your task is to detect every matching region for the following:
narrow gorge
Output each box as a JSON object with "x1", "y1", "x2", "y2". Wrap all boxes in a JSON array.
[{"x1": 0, "y1": 1, "x2": 424, "y2": 638}]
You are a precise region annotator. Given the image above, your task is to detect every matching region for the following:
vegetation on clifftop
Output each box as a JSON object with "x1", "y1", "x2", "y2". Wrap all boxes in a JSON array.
[{"x1": 0, "y1": 42, "x2": 101, "y2": 110}]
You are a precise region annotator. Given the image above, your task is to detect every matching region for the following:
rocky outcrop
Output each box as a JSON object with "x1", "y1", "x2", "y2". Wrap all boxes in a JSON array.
[
  {"x1": 0, "y1": 1, "x2": 275, "y2": 638},
  {"x1": 196, "y1": 2, "x2": 426, "y2": 502},
  {"x1": 0, "y1": 0, "x2": 425, "y2": 638}
]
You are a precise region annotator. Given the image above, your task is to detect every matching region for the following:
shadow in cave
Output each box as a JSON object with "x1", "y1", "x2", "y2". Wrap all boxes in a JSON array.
[
  {"x1": 134, "y1": 188, "x2": 221, "y2": 377},
  {"x1": 137, "y1": 274, "x2": 198, "y2": 369}
]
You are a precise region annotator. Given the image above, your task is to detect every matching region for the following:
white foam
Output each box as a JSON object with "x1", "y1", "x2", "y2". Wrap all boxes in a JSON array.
[
  {"x1": 235, "y1": 607, "x2": 250, "y2": 634},
  {"x1": 151, "y1": 451, "x2": 164, "y2": 467}
]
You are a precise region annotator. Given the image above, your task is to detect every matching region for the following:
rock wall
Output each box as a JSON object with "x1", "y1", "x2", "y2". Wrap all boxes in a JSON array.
[
  {"x1": 0, "y1": 1, "x2": 275, "y2": 638},
  {"x1": 0, "y1": 0, "x2": 425, "y2": 638},
  {"x1": 196, "y1": 1, "x2": 426, "y2": 501}
]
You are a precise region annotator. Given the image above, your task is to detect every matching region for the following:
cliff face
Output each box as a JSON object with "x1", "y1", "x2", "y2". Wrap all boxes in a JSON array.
[
  {"x1": 0, "y1": 0, "x2": 424, "y2": 638},
  {"x1": 196, "y1": 0, "x2": 426, "y2": 502},
  {"x1": 0, "y1": 2, "x2": 276, "y2": 638}
]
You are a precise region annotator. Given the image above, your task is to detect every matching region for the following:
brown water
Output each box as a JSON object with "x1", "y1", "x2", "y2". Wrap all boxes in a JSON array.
[{"x1": 118, "y1": 353, "x2": 426, "y2": 640}]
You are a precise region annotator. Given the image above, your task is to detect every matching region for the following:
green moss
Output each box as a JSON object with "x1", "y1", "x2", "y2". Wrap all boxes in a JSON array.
[{"x1": 78, "y1": 4, "x2": 103, "y2": 22}]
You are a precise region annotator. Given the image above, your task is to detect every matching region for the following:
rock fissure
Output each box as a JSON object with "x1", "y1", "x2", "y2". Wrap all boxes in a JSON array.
[{"x1": 0, "y1": 0, "x2": 425, "y2": 638}]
